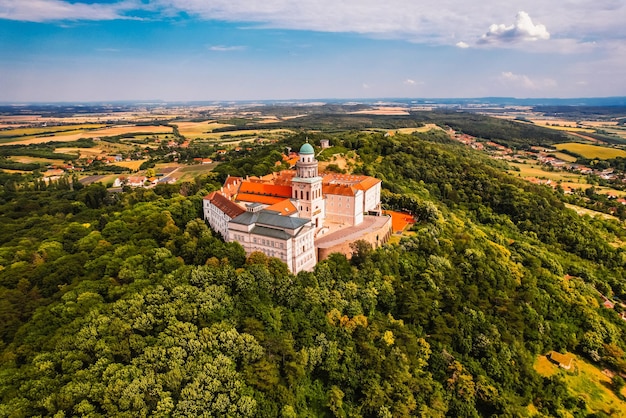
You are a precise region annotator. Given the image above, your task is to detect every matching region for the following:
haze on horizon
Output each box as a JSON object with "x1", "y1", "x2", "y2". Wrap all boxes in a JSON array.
[{"x1": 1, "y1": 0, "x2": 625, "y2": 102}]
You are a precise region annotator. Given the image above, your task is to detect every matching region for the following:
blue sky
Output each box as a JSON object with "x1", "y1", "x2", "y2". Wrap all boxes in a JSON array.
[{"x1": 1, "y1": 0, "x2": 625, "y2": 102}]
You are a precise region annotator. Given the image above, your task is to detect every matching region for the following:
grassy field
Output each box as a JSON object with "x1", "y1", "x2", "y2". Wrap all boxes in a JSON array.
[
  {"x1": 551, "y1": 152, "x2": 578, "y2": 162},
  {"x1": 55, "y1": 147, "x2": 106, "y2": 159},
  {"x1": 173, "y1": 163, "x2": 218, "y2": 181},
  {"x1": 541, "y1": 125, "x2": 596, "y2": 133},
  {"x1": 175, "y1": 121, "x2": 233, "y2": 139},
  {"x1": 534, "y1": 354, "x2": 626, "y2": 417},
  {"x1": 395, "y1": 124, "x2": 444, "y2": 134},
  {"x1": 555, "y1": 143, "x2": 626, "y2": 159},
  {"x1": 0, "y1": 124, "x2": 106, "y2": 138},
  {"x1": 11, "y1": 156, "x2": 67, "y2": 166},
  {"x1": 508, "y1": 162, "x2": 587, "y2": 183}
]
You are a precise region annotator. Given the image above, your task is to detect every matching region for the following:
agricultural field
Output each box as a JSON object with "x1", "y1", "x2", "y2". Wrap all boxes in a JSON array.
[
  {"x1": 54, "y1": 147, "x2": 106, "y2": 159},
  {"x1": 508, "y1": 162, "x2": 587, "y2": 183},
  {"x1": 555, "y1": 143, "x2": 626, "y2": 159},
  {"x1": 170, "y1": 163, "x2": 217, "y2": 182},
  {"x1": 394, "y1": 124, "x2": 444, "y2": 134},
  {"x1": 111, "y1": 160, "x2": 149, "y2": 171},
  {"x1": 0, "y1": 124, "x2": 105, "y2": 139},
  {"x1": 0, "y1": 123, "x2": 175, "y2": 146},
  {"x1": 551, "y1": 152, "x2": 578, "y2": 162},
  {"x1": 175, "y1": 121, "x2": 233, "y2": 139},
  {"x1": 534, "y1": 354, "x2": 626, "y2": 417}
]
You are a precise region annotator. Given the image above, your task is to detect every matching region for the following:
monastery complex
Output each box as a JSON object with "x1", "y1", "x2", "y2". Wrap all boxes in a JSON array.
[{"x1": 203, "y1": 142, "x2": 392, "y2": 273}]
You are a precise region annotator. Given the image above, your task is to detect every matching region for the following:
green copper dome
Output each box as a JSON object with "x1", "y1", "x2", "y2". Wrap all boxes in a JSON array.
[{"x1": 299, "y1": 142, "x2": 314, "y2": 155}]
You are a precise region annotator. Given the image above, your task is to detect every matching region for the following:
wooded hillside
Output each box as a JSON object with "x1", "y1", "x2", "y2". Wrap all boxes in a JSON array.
[{"x1": 1, "y1": 128, "x2": 625, "y2": 417}]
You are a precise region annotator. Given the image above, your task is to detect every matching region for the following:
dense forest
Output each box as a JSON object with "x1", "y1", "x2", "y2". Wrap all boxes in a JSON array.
[{"x1": 1, "y1": 128, "x2": 626, "y2": 417}]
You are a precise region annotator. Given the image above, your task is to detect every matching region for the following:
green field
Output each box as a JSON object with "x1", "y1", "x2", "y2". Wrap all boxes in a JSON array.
[
  {"x1": 534, "y1": 354, "x2": 626, "y2": 417},
  {"x1": 508, "y1": 162, "x2": 587, "y2": 183},
  {"x1": 555, "y1": 142, "x2": 626, "y2": 159}
]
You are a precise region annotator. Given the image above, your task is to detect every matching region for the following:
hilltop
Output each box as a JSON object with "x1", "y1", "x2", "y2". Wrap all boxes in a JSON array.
[{"x1": 0, "y1": 103, "x2": 626, "y2": 416}]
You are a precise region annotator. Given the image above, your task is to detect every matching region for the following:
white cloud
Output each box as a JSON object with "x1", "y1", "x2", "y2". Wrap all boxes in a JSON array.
[
  {"x1": 208, "y1": 45, "x2": 245, "y2": 51},
  {"x1": 0, "y1": 0, "x2": 138, "y2": 22},
  {"x1": 479, "y1": 11, "x2": 549, "y2": 45},
  {"x1": 500, "y1": 71, "x2": 536, "y2": 89},
  {"x1": 3, "y1": 0, "x2": 625, "y2": 54},
  {"x1": 499, "y1": 71, "x2": 557, "y2": 91},
  {"x1": 404, "y1": 79, "x2": 416, "y2": 85}
]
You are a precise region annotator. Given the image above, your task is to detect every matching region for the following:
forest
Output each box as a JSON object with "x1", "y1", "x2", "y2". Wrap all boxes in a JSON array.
[{"x1": 1, "y1": 126, "x2": 626, "y2": 417}]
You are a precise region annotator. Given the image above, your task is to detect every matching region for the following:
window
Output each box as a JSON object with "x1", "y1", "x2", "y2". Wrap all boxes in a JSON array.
[{"x1": 306, "y1": 191, "x2": 309, "y2": 200}]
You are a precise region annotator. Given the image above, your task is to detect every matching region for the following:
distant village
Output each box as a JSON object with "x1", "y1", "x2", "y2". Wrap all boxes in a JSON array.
[{"x1": 448, "y1": 130, "x2": 626, "y2": 200}]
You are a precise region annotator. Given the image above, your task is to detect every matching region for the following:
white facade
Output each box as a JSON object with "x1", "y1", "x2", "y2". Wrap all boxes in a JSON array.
[
  {"x1": 324, "y1": 189, "x2": 363, "y2": 225},
  {"x1": 363, "y1": 182, "x2": 382, "y2": 213},
  {"x1": 228, "y1": 207, "x2": 316, "y2": 273},
  {"x1": 203, "y1": 199, "x2": 231, "y2": 239}
]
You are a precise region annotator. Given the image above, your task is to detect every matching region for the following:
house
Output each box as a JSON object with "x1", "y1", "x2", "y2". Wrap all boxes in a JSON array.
[
  {"x1": 114, "y1": 175, "x2": 147, "y2": 188},
  {"x1": 548, "y1": 351, "x2": 574, "y2": 370}
]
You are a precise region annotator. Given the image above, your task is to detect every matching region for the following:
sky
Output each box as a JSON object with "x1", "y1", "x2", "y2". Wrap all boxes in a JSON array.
[{"x1": 1, "y1": 0, "x2": 625, "y2": 102}]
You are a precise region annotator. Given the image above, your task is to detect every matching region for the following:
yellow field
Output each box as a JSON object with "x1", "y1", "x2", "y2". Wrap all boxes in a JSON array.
[
  {"x1": 12, "y1": 156, "x2": 67, "y2": 165},
  {"x1": 555, "y1": 143, "x2": 626, "y2": 159},
  {"x1": 88, "y1": 125, "x2": 173, "y2": 136},
  {"x1": 175, "y1": 121, "x2": 233, "y2": 138},
  {"x1": 1, "y1": 133, "x2": 86, "y2": 146},
  {"x1": 542, "y1": 125, "x2": 595, "y2": 133},
  {"x1": 55, "y1": 147, "x2": 105, "y2": 159},
  {"x1": 211, "y1": 129, "x2": 293, "y2": 141},
  {"x1": 111, "y1": 160, "x2": 148, "y2": 171},
  {"x1": 534, "y1": 354, "x2": 626, "y2": 417},
  {"x1": 395, "y1": 124, "x2": 444, "y2": 134},
  {"x1": 0, "y1": 124, "x2": 105, "y2": 138},
  {"x1": 551, "y1": 152, "x2": 578, "y2": 162}
]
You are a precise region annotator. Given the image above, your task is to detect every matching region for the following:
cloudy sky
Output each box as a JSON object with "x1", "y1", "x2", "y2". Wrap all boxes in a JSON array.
[{"x1": 1, "y1": 0, "x2": 625, "y2": 102}]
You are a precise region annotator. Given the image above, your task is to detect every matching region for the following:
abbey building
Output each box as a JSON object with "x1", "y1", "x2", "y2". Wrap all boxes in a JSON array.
[{"x1": 203, "y1": 142, "x2": 390, "y2": 273}]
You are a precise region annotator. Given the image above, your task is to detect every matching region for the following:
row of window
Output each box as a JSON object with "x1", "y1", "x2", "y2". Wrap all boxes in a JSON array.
[
  {"x1": 252, "y1": 237, "x2": 285, "y2": 249},
  {"x1": 298, "y1": 252, "x2": 314, "y2": 267}
]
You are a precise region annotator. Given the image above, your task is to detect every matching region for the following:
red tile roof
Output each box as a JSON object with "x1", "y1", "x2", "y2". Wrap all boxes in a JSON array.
[
  {"x1": 206, "y1": 191, "x2": 246, "y2": 219},
  {"x1": 238, "y1": 181, "x2": 292, "y2": 198},
  {"x1": 266, "y1": 199, "x2": 298, "y2": 215},
  {"x1": 236, "y1": 193, "x2": 287, "y2": 205},
  {"x1": 323, "y1": 183, "x2": 357, "y2": 196},
  {"x1": 322, "y1": 173, "x2": 381, "y2": 191}
]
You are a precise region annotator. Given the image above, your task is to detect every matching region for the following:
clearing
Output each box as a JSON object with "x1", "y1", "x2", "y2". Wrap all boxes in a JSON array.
[{"x1": 534, "y1": 353, "x2": 626, "y2": 417}]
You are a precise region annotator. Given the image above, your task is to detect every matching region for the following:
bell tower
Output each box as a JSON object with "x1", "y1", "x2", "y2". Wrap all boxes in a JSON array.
[{"x1": 292, "y1": 142, "x2": 325, "y2": 229}]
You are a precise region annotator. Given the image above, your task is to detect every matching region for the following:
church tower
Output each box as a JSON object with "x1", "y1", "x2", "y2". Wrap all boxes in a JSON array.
[{"x1": 292, "y1": 142, "x2": 325, "y2": 229}]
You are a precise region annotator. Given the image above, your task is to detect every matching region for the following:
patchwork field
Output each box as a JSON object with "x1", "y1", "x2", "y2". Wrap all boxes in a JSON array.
[
  {"x1": 0, "y1": 124, "x2": 106, "y2": 138},
  {"x1": 0, "y1": 124, "x2": 175, "y2": 146},
  {"x1": 534, "y1": 354, "x2": 626, "y2": 417},
  {"x1": 175, "y1": 121, "x2": 233, "y2": 139},
  {"x1": 55, "y1": 147, "x2": 106, "y2": 159},
  {"x1": 555, "y1": 143, "x2": 626, "y2": 159}
]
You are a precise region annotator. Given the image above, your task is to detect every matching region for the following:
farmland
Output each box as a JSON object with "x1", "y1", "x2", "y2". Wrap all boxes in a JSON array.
[{"x1": 555, "y1": 142, "x2": 626, "y2": 159}]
